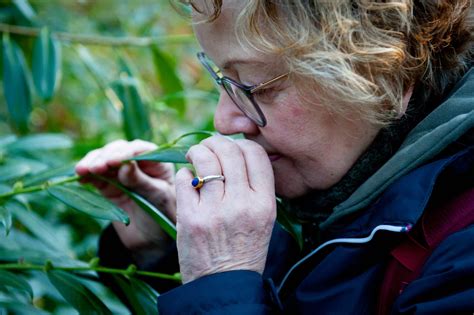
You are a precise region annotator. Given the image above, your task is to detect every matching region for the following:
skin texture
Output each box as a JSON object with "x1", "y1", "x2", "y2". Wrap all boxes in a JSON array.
[
  {"x1": 193, "y1": 1, "x2": 383, "y2": 198},
  {"x1": 75, "y1": 140, "x2": 176, "y2": 252},
  {"x1": 76, "y1": 0, "x2": 413, "y2": 284}
]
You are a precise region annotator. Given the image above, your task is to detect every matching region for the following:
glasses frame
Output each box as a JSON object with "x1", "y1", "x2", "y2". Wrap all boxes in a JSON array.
[{"x1": 197, "y1": 52, "x2": 289, "y2": 127}]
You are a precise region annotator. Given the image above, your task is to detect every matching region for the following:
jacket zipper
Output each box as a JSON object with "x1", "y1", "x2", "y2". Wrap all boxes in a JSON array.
[{"x1": 277, "y1": 224, "x2": 411, "y2": 293}]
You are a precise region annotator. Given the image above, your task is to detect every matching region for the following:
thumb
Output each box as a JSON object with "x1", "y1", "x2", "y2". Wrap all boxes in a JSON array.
[{"x1": 117, "y1": 161, "x2": 147, "y2": 189}]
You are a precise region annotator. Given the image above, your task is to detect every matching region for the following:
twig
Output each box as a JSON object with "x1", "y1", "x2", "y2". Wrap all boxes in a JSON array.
[
  {"x1": 0, "y1": 23, "x2": 194, "y2": 47},
  {"x1": 0, "y1": 175, "x2": 80, "y2": 200},
  {"x1": 0, "y1": 262, "x2": 181, "y2": 281}
]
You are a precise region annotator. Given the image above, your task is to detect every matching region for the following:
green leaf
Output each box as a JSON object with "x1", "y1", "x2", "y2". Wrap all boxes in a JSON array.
[
  {"x1": 130, "y1": 145, "x2": 189, "y2": 164},
  {"x1": 276, "y1": 200, "x2": 303, "y2": 250},
  {"x1": 47, "y1": 270, "x2": 112, "y2": 315},
  {"x1": 6, "y1": 133, "x2": 73, "y2": 152},
  {"x1": 22, "y1": 164, "x2": 75, "y2": 186},
  {"x1": 0, "y1": 6, "x2": 15, "y2": 24},
  {"x1": 0, "y1": 301, "x2": 48, "y2": 315},
  {"x1": 47, "y1": 185, "x2": 130, "y2": 224},
  {"x1": 113, "y1": 276, "x2": 158, "y2": 315},
  {"x1": 32, "y1": 28, "x2": 61, "y2": 101},
  {"x1": 0, "y1": 157, "x2": 48, "y2": 183},
  {"x1": 0, "y1": 135, "x2": 17, "y2": 149},
  {"x1": 12, "y1": 0, "x2": 37, "y2": 26},
  {"x1": 121, "y1": 188, "x2": 176, "y2": 240},
  {"x1": 2, "y1": 33, "x2": 33, "y2": 134},
  {"x1": 112, "y1": 75, "x2": 152, "y2": 141},
  {"x1": 92, "y1": 175, "x2": 176, "y2": 240},
  {"x1": 151, "y1": 46, "x2": 186, "y2": 117},
  {"x1": 0, "y1": 205, "x2": 12, "y2": 236},
  {"x1": 0, "y1": 270, "x2": 33, "y2": 301},
  {"x1": 7, "y1": 199, "x2": 71, "y2": 253},
  {"x1": 0, "y1": 161, "x2": 31, "y2": 182}
]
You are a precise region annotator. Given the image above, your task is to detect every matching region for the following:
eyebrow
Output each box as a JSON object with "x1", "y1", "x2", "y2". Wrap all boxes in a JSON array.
[{"x1": 221, "y1": 59, "x2": 267, "y2": 71}]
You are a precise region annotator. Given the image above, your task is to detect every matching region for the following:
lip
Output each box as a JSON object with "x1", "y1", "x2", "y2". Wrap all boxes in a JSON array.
[{"x1": 267, "y1": 153, "x2": 282, "y2": 162}]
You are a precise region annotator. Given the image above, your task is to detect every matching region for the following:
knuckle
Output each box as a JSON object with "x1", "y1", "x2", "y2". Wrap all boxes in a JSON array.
[
  {"x1": 105, "y1": 139, "x2": 127, "y2": 148},
  {"x1": 131, "y1": 139, "x2": 156, "y2": 148},
  {"x1": 186, "y1": 144, "x2": 201, "y2": 159},
  {"x1": 200, "y1": 134, "x2": 223, "y2": 146},
  {"x1": 175, "y1": 168, "x2": 191, "y2": 184},
  {"x1": 241, "y1": 139, "x2": 266, "y2": 154}
]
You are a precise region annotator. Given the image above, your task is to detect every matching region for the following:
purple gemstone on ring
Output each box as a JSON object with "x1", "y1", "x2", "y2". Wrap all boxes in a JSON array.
[{"x1": 191, "y1": 177, "x2": 200, "y2": 187}]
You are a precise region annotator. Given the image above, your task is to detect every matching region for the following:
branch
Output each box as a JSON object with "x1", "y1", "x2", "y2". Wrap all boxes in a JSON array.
[
  {"x1": 0, "y1": 23, "x2": 194, "y2": 47},
  {"x1": 0, "y1": 175, "x2": 80, "y2": 200},
  {"x1": 0, "y1": 261, "x2": 182, "y2": 282}
]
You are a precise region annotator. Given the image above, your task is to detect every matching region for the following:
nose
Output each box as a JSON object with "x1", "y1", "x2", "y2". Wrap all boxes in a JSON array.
[{"x1": 213, "y1": 91, "x2": 260, "y2": 136}]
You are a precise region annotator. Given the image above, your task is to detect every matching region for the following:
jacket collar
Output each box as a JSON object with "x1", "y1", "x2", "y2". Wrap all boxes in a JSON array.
[
  {"x1": 323, "y1": 67, "x2": 474, "y2": 229},
  {"x1": 326, "y1": 146, "x2": 474, "y2": 239}
]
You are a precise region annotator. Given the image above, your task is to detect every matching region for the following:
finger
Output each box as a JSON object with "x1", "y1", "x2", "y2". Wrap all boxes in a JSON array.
[
  {"x1": 186, "y1": 144, "x2": 224, "y2": 199},
  {"x1": 201, "y1": 136, "x2": 248, "y2": 190},
  {"x1": 175, "y1": 167, "x2": 199, "y2": 216},
  {"x1": 234, "y1": 140, "x2": 274, "y2": 193},
  {"x1": 75, "y1": 149, "x2": 105, "y2": 175},
  {"x1": 137, "y1": 160, "x2": 174, "y2": 181},
  {"x1": 102, "y1": 139, "x2": 157, "y2": 168}
]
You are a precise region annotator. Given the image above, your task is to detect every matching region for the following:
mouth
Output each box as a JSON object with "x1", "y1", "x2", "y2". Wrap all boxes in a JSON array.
[{"x1": 267, "y1": 153, "x2": 282, "y2": 162}]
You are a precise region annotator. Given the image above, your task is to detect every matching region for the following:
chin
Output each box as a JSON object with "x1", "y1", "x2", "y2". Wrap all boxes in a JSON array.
[{"x1": 274, "y1": 179, "x2": 309, "y2": 199}]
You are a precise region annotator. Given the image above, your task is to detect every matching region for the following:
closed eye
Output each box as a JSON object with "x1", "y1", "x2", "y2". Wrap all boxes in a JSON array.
[{"x1": 252, "y1": 87, "x2": 279, "y2": 104}]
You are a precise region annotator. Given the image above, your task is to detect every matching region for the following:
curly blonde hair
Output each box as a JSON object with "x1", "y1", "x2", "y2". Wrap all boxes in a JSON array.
[{"x1": 180, "y1": 0, "x2": 473, "y2": 125}]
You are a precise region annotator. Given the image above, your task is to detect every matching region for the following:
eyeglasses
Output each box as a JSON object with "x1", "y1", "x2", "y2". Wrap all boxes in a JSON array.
[{"x1": 197, "y1": 52, "x2": 289, "y2": 127}]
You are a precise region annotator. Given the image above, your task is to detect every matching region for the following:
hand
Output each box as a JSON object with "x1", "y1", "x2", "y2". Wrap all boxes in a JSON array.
[
  {"x1": 175, "y1": 135, "x2": 276, "y2": 283},
  {"x1": 75, "y1": 139, "x2": 176, "y2": 251}
]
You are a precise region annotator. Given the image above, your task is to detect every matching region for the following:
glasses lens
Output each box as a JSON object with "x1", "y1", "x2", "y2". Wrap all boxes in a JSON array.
[
  {"x1": 221, "y1": 80, "x2": 265, "y2": 126},
  {"x1": 198, "y1": 53, "x2": 266, "y2": 127}
]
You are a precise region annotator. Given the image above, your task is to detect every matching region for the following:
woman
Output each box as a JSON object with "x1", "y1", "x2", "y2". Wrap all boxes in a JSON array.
[{"x1": 76, "y1": 0, "x2": 474, "y2": 313}]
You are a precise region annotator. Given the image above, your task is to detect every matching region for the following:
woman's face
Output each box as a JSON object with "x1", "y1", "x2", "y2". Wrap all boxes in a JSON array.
[{"x1": 193, "y1": 1, "x2": 381, "y2": 198}]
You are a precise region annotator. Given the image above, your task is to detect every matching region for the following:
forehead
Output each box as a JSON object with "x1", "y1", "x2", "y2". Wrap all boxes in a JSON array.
[{"x1": 192, "y1": 0, "x2": 265, "y2": 70}]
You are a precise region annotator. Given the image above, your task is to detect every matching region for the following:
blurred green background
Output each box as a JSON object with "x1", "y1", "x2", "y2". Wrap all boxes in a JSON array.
[
  {"x1": 0, "y1": 1, "x2": 219, "y2": 313},
  {"x1": 0, "y1": 0, "x2": 218, "y2": 144}
]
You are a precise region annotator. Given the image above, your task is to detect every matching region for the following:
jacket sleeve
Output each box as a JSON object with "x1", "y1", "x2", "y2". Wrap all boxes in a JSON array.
[
  {"x1": 156, "y1": 223, "x2": 300, "y2": 314},
  {"x1": 392, "y1": 224, "x2": 474, "y2": 314},
  {"x1": 97, "y1": 225, "x2": 180, "y2": 295}
]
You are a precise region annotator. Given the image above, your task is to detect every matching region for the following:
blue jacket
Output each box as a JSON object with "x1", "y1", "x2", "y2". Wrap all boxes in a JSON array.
[
  {"x1": 99, "y1": 68, "x2": 474, "y2": 314},
  {"x1": 156, "y1": 146, "x2": 474, "y2": 314}
]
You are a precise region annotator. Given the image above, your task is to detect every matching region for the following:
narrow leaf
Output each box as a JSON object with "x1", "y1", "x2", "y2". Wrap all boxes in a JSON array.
[
  {"x1": 32, "y1": 28, "x2": 61, "y2": 101},
  {"x1": 2, "y1": 33, "x2": 32, "y2": 133},
  {"x1": 113, "y1": 276, "x2": 158, "y2": 315},
  {"x1": 151, "y1": 46, "x2": 186, "y2": 116},
  {"x1": 12, "y1": 0, "x2": 37, "y2": 25},
  {"x1": 112, "y1": 76, "x2": 152, "y2": 141},
  {"x1": 276, "y1": 200, "x2": 303, "y2": 250},
  {"x1": 22, "y1": 164, "x2": 75, "y2": 186},
  {"x1": 0, "y1": 270, "x2": 33, "y2": 300},
  {"x1": 0, "y1": 302, "x2": 48, "y2": 315},
  {"x1": 121, "y1": 189, "x2": 176, "y2": 240},
  {"x1": 92, "y1": 175, "x2": 176, "y2": 240},
  {"x1": 0, "y1": 161, "x2": 31, "y2": 182},
  {"x1": 47, "y1": 270, "x2": 112, "y2": 315},
  {"x1": 130, "y1": 146, "x2": 189, "y2": 164},
  {"x1": 0, "y1": 135, "x2": 17, "y2": 149},
  {"x1": 6, "y1": 133, "x2": 72, "y2": 152},
  {"x1": 47, "y1": 185, "x2": 130, "y2": 224},
  {"x1": 0, "y1": 205, "x2": 12, "y2": 236},
  {"x1": 0, "y1": 157, "x2": 48, "y2": 183},
  {"x1": 7, "y1": 199, "x2": 70, "y2": 252}
]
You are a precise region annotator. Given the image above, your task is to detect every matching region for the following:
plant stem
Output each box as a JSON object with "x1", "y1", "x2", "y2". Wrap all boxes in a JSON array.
[
  {"x1": 0, "y1": 263, "x2": 181, "y2": 281},
  {"x1": 0, "y1": 175, "x2": 81, "y2": 200},
  {"x1": 0, "y1": 23, "x2": 194, "y2": 47}
]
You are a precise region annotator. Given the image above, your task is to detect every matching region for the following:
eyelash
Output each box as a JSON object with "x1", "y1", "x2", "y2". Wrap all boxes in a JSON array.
[{"x1": 252, "y1": 87, "x2": 279, "y2": 103}]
